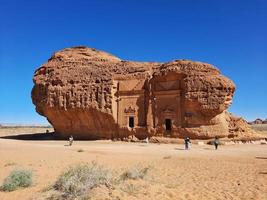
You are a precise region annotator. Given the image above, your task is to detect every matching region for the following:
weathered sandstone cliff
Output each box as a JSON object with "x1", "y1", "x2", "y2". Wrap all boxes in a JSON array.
[{"x1": 32, "y1": 46, "x2": 255, "y2": 139}]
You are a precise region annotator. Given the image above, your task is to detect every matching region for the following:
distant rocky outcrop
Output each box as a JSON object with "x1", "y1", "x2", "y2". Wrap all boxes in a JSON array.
[
  {"x1": 248, "y1": 118, "x2": 267, "y2": 125},
  {"x1": 32, "y1": 46, "x2": 256, "y2": 139}
]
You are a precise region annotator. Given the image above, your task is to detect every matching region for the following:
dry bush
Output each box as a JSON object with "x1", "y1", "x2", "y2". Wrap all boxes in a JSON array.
[
  {"x1": 120, "y1": 165, "x2": 151, "y2": 181},
  {"x1": 42, "y1": 162, "x2": 152, "y2": 200},
  {"x1": 4, "y1": 162, "x2": 17, "y2": 167},
  {"x1": 163, "y1": 155, "x2": 172, "y2": 159},
  {"x1": 51, "y1": 162, "x2": 113, "y2": 199},
  {"x1": 120, "y1": 183, "x2": 141, "y2": 196}
]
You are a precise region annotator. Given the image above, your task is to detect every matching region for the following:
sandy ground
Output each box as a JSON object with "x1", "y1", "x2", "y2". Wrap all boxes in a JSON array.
[
  {"x1": 0, "y1": 128, "x2": 267, "y2": 200},
  {"x1": 0, "y1": 139, "x2": 266, "y2": 200}
]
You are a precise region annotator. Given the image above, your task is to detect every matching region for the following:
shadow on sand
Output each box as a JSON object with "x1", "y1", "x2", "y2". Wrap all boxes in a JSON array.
[
  {"x1": 138, "y1": 144, "x2": 149, "y2": 147},
  {"x1": 0, "y1": 132, "x2": 61, "y2": 140},
  {"x1": 174, "y1": 147, "x2": 185, "y2": 150},
  {"x1": 255, "y1": 157, "x2": 267, "y2": 160},
  {"x1": 203, "y1": 147, "x2": 215, "y2": 150}
]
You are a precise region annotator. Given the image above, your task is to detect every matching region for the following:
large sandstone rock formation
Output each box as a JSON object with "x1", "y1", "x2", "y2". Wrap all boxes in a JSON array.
[{"x1": 32, "y1": 46, "x2": 254, "y2": 139}]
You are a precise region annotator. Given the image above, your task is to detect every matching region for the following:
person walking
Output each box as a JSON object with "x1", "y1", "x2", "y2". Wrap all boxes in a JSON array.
[
  {"x1": 69, "y1": 135, "x2": 74, "y2": 146},
  {"x1": 214, "y1": 136, "x2": 219, "y2": 150},
  {"x1": 184, "y1": 137, "x2": 191, "y2": 150}
]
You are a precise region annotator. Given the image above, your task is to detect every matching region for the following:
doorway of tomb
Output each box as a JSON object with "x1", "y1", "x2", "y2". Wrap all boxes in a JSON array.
[
  {"x1": 129, "y1": 116, "x2": 134, "y2": 128},
  {"x1": 165, "y1": 118, "x2": 172, "y2": 131}
]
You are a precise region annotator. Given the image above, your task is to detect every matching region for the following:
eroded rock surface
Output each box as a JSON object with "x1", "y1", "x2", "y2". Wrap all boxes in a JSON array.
[{"x1": 32, "y1": 46, "x2": 254, "y2": 139}]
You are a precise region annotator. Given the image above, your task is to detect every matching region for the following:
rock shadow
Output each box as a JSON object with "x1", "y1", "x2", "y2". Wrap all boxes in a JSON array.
[{"x1": 0, "y1": 132, "x2": 61, "y2": 140}]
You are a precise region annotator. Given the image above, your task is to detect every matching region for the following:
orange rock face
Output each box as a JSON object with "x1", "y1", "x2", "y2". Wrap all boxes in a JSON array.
[{"x1": 32, "y1": 46, "x2": 251, "y2": 139}]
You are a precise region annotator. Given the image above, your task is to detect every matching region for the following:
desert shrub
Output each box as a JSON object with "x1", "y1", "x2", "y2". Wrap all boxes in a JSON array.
[
  {"x1": 0, "y1": 169, "x2": 33, "y2": 192},
  {"x1": 77, "y1": 149, "x2": 84, "y2": 152},
  {"x1": 163, "y1": 155, "x2": 171, "y2": 159},
  {"x1": 53, "y1": 162, "x2": 113, "y2": 199},
  {"x1": 42, "y1": 163, "x2": 153, "y2": 200},
  {"x1": 4, "y1": 162, "x2": 17, "y2": 167},
  {"x1": 120, "y1": 165, "x2": 150, "y2": 181},
  {"x1": 120, "y1": 183, "x2": 140, "y2": 196}
]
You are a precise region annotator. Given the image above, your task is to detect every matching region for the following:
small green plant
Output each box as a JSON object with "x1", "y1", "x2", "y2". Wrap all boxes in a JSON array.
[
  {"x1": 0, "y1": 169, "x2": 33, "y2": 192},
  {"x1": 120, "y1": 165, "x2": 150, "y2": 181}
]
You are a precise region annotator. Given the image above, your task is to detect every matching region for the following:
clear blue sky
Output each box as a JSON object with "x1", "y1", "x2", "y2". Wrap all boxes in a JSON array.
[{"x1": 0, "y1": 0, "x2": 266, "y2": 124}]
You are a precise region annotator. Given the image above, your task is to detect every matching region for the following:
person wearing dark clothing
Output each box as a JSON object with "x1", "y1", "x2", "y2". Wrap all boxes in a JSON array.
[
  {"x1": 214, "y1": 136, "x2": 219, "y2": 150},
  {"x1": 184, "y1": 137, "x2": 191, "y2": 150}
]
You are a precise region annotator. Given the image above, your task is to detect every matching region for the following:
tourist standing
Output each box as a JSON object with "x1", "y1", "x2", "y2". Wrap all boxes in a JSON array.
[
  {"x1": 184, "y1": 137, "x2": 191, "y2": 150},
  {"x1": 214, "y1": 136, "x2": 219, "y2": 150},
  {"x1": 69, "y1": 135, "x2": 74, "y2": 146}
]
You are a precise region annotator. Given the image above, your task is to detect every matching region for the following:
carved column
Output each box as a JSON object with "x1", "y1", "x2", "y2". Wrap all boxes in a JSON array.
[
  {"x1": 146, "y1": 80, "x2": 154, "y2": 133},
  {"x1": 116, "y1": 82, "x2": 120, "y2": 125}
]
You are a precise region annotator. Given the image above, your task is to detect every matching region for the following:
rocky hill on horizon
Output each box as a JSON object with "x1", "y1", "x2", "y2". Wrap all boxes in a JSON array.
[{"x1": 248, "y1": 118, "x2": 267, "y2": 125}]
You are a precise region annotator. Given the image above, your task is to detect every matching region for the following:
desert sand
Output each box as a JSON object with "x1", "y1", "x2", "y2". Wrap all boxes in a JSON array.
[{"x1": 0, "y1": 130, "x2": 266, "y2": 200}]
